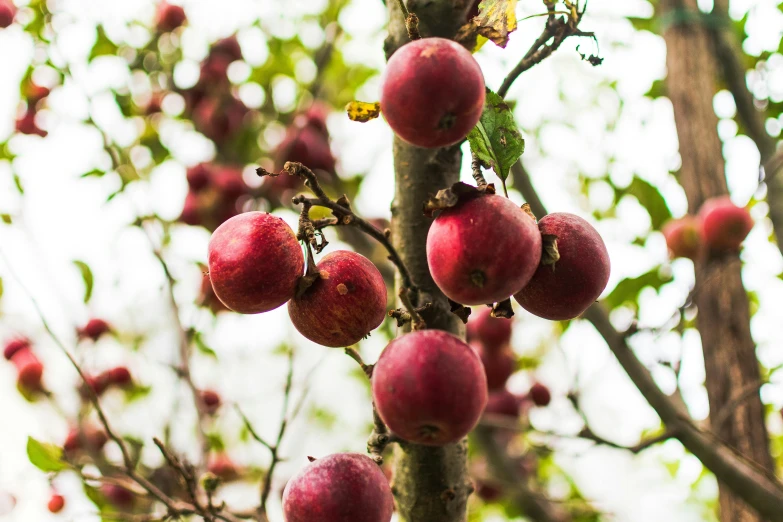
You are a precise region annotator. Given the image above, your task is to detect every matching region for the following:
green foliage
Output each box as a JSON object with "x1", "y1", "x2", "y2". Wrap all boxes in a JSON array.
[
  {"x1": 0, "y1": 214, "x2": 11, "y2": 224},
  {"x1": 27, "y1": 436, "x2": 66, "y2": 473},
  {"x1": 72, "y1": 260, "x2": 94, "y2": 303},
  {"x1": 193, "y1": 331, "x2": 218, "y2": 359},
  {"x1": 617, "y1": 177, "x2": 672, "y2": 230},
  {"x1": 467, "y1": 89, "x2": 525, "y2": 183},
  {"x1": 604, "y1": 267, "x2": 673, "y2": 310},
  {"x1": 89, "y1": 26, "x2": 119, "y2": 61}
]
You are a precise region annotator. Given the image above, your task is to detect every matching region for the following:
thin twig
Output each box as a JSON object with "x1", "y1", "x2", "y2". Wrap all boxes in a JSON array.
[{"x1": 140, "y1": 220, "x2": 211, "y2": 467}]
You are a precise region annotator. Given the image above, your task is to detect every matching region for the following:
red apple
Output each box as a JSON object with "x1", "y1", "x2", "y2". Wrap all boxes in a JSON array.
[
  {"x1": 0, "y1": 0, "x2": 15, "y2": 28},
  {"x1": 380, "y1": 37, "x2": 485, "y2": 148},
  {"x1": 47, "y1": 493, "x2": 65, "y2": 513},
  {"x1": 77, "y1": 318, "x2": 112, "y2": 341},
  {"x1": 288, "y1": 251, "x2": 387, "y2": 347},
  {"x1": 283, "y1": 453, "x2": 394, "y2": 522},
  {"x1": 698, "y1": 196, "x2": 753, "y2": 253},
  {"x1": 427, "y1": 194, "x2": 542, "y2": 305},
  {"x1": 3, "y1": 337, "x2": 31, "y2": 360},
  {"x1": 484, "y1": 389, "x2": 520, "y2": 417},
  {"x1": 466, "y1": 307, "x2": 512, "y2": 352},
  {"x1": 662, "y1": 216, "x2": 703, "y2": 260},
  {"x1": 101, "y1": 484, "x2": 134, "y2": 509},
  {"x1": 12, "y1": 349, "x2": 43, "y2": 392},
  {"x1": 372, "y1": 330, "x2": 488, "y2": 445},
  {"x1": 155, "y1": 2, "x2": 186, "y2": 32},
  {"x1": 514, "y1": 213, "x2": 610, "y2": 321},
  {"x1": 200, "y1": 389, "x2": 222, "y2": 414},
  {"x1": 207, "y1": 212, "x2": 304, "y2": 314},
  {"x1": 207, "y1": 453, "x2": 239, "y2": 480},
  {"x1": 473, "y1": 342, "x2": 515, "y2": 391},
  {"x1": 15, "y1": 110, "x2": 46, "y2": 137},
  {"x1": 528, "y1": 382, "x2": 551, "y2": 407}
]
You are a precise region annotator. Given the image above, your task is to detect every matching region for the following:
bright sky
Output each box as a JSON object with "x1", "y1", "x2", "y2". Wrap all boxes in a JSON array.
[{"x1": 0, "y1": 0, "x2": 782, "y2": 521}]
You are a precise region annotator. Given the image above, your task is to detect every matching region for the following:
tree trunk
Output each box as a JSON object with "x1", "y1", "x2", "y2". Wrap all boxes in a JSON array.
[
  {"x1": 661, "y1": 1, "x2": 775, "y2": 520},
  {"x1": 385, "y1": 2, "x2": 474, "y2": 521}
]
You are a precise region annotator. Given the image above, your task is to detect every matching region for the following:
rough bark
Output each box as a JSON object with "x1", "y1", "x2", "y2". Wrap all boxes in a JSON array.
[
  {"x1": 385, "y1": 2, "x2": 474, "y2": 522},
  {"x1": 660, "y1": 1, "x2": 774, "y2": 520},
  {"x1": 512, "y1": 160, "x2": 783, "y2": 521}
]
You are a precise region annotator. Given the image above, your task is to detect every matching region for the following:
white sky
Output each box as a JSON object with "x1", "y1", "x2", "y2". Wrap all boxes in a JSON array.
[{"x1": 0, "y1": 0, "x2": 782, "y2": 521}]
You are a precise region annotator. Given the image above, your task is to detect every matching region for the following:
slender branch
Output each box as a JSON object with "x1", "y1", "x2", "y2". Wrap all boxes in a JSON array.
[
  {"x1": 497, "y1": 5, "x2": 594, "y2": 98},
  {"x1": 236, "y1": 407, "x2": 275, "y2": 452},
  {"x1": 140, "y1": 220, "x2": 211, "y2": 466},
  {"x1": 259, "y1": 347, "x2": 295, "y2": 514},
  {"x1": 259, "y1": 162, "x2": 420, "y2": 315}
]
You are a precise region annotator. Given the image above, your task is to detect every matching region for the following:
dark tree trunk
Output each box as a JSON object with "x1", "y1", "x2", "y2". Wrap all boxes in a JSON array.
[
  {"x1": 385, "y1": 2, "x2": 474, "y2": 521},
  {"x1": 661, "y1": 1, "x2": 775, "y2": 520}
]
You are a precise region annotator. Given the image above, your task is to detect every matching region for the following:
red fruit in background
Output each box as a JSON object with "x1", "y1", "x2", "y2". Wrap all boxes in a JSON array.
[
  {"x1": 698, "y1": 196, "x2": 753, "y2": 253},
  {"x1": 208, "y1": 212, "x2": 304, "y2": 314},
  {"x1": 64, "y1": 425, "x2": 108, "y2": 454},
  {"x1": 207, "y1": 453, "x2": 239, "y2": 480},
  {"x1": 288, "y1": 251, "x2": 387, "y2": 347},
  {"x1": 200, "y1": 389, "x2": 221, "y2": 413},
  {"x1": 212, "y1": 167, "x2": 247, "y2": 199},
  {"x1": 282, "y1": 453, "x2": 394, "y2": 522},
  {"x1": 24, "y1": 82, "x2": 50, "y2": 105},
  {"x1": 380, "y1": 37, "x2": 485, "y2": 148},
  {"x1": 47, "y1": 494, "x2": 65, "y2": 513},
  {"x1": 466, "y1": 307, "x2": 512, "y2": 351},
  {"x1": 198, "y1": 54, "x2": 233, "y2": 86},
  {"x1": 297, "y1": 102, "x2": 331, "y2": 136},
  {"x1": 474, "y1": 343, "x2": 515, "y2": 391},
  {"x1": 268, "y1": 126, "x2": 336, "y2": 193},
  {"x1": 0, "y1": 0, "x2": 15, "y2": 28},
  {"x1": 80, "y1": 374, "x2": 109, "y2": 397},
  {"x1": 372, "y1": 330, "x2": 488, "y2": 445},
  {"x1": 186, "y1": 164, "x2": 212, "y2": 192},
  {"x1": 12, "y1": 349, "x2": 43, "y2": 392},
  {"x1": 210, "y1": 36, "x2": 243, "y2": 61},
  {"x1": 3, "y1": 337, "x2": 31, "y2": 360},
  {"x1": 106, "y1": 366, "x2": 132, "y2": 387},
  {"x1": 101, "y1": 484, "x2": 134, "y2": 509},
  {"x1": 155, "y1": 1, "x2": 186, "y2": 32},
  {"x1": 192, "y1": 97, "x2": 247, "y2": 144},
  {"x1": 77, "y1": 318, "x2": 112, "y2": 341},
  {"x1": 484, "y1": 389, "x2": 520, "y2": 418},
  {"x1": 15, "y1": 110, "x2": 47, "y2": 137},
  {"x1": 529, "y1": 382, "x2": 551, "y2": 407},
  {"x1": 663, "y1": 216, "x2": 702, "y2": 260},
  {"x1": 179, "y1": 191, "x2": 201, "y2": 226},
  {"x1": 514, "y1": 213, "x2": 610, "y2": 321},
  {"x1": 427, "y1": 195, "x2": 541, "y2": 305}
]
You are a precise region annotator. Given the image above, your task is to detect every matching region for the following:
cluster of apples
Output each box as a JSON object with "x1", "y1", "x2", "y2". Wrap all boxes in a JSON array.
[
  {"x1": 179, "y1": 163, "x2": 249, "y2": 232},
  {"x1": 180, "y1": 35, "x2": 250, "y2": 146},
  {"x1": 3, "y1": 337, "x2": 43, "y2": 395},
  {"x1": 663, "y1": 196, "x2": 754, "y2": 261}
]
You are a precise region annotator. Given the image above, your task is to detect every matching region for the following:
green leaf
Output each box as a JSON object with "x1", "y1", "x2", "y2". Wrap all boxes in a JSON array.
[
  {"x1": 80, "y1": 169, "x2": 105, "y2": 178},
  {"x1": 89, "y1": 26, "x2": 119, "y2": 61},
  {"x1": 27, "y1": 437, "x2": 66, "y2": 472},
  {"x1": 83, "y1": 482, "x2": 108, "y2": 511},
  {"x1": 0, "y1": 276, "x2": 3, "y2": 299},
  {"x1": 1, "y1": 214, "x2": 11, "y2": 224},
  {"x1": 73, "y1": 260, "x2": 94, "y2": 303},
  {"x1": 466, "y1": 89, "x2": 525, "y2": 182},
  {"x1": 12, "y1": 173, "x2": 24, "y2": 194},
  {"x1": 621, "y1": 177, "x2": 672, "y2": 230},
  {"x1": 124, "y1": 384, "x2": 152, "y2": 403},
  {"x1": 604, "y1": 267, "x2": 672, "y2": 310},
  {"x1": 193, "y1": 332, "x2": 217, "y2": 359}
]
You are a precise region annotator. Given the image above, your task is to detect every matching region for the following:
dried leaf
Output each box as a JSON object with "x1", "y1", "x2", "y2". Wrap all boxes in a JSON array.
[
  {"x1": 490, "y1": 299, "x2": 515, "y2": 319},
  {"x1": 345, "y1": 101, "x2": 381, "y2": 123},
  {"x1": 541, "y1": 234, "x2": 560, "y2": 269},
  {"x1": 448, "y1": 299, "x2": 472, "y2": 324},
  {"x1": 475, "y1": 0, "x2": 518, "y2": 48},
  {"x1": 423, "y1": 182, "x2": 486, "y2": 218}
]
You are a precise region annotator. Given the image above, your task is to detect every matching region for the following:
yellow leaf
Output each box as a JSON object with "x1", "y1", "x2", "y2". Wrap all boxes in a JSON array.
[
  {"x1": 345, "y1": 101, "x2": 381, "y2": 123},
  {"x1": 475, "y1": 0, "x2": 518, "y2": 48},
  {"x1": 473, "y1": 35, "x2": 489, "y2": 53}
]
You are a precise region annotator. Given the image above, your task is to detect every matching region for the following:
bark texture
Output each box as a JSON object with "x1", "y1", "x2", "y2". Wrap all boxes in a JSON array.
[
  {"x1": 661, "y1": 1, "x2": 775, "y2": 520},
  {"x1": 385, "y1": 2, "x2": 474, "y2": 522}
]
